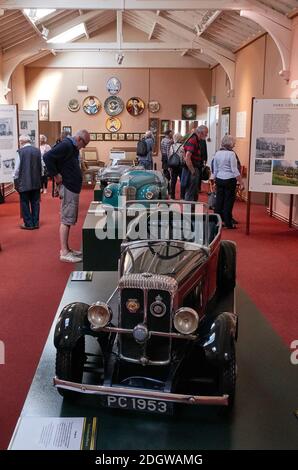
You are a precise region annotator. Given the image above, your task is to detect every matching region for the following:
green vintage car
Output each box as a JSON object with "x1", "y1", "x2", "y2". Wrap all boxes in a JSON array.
[{"x1": 102, "y1": 169, "x2": 168, "y2": 207}]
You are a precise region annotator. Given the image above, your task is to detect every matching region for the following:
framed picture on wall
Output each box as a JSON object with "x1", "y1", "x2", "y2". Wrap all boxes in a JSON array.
[
  {"x1": 160, "y1": 120, "x2": 170, "y2": 134},
  {"x1": 118, "y1": 133, "x2": 125, "y2": 141},
  {"x1": 62, "y1": 126, "x2": 72, "y2": 135},
  {"x1": 112, "y1": 133, "x2": 118, "y2": 141},
  {"x1": 182, "y1": 104, "x2": 197, "y2": 120},
  {"x1": 90, "y1": 133, "x2": 97, "y2": 141},
  {"x1": 38, "y1": 100, "x2": 49, "y2": 121},
  {"x1": 104, "y1": 133, "x2": 111, "y2": 141},
  {"x1": 133, "y1": 133, "x2": 140, "y2": 141},
  {"x1": 96, "y1": 133, "x2": 103, "y2": 141},
  {"x1": 126, "y1": 133, "x2": 133, "y2": 141}
]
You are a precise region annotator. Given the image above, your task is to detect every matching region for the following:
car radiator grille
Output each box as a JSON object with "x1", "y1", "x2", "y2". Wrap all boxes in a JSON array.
[{"x1": 119, "y1": 286, "x2": 173, "y2": 363}]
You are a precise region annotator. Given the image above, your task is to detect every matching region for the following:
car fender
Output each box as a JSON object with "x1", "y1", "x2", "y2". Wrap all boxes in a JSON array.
[
  {"x1": 54, "y1": 302, "x2": 89, "y2": 350},
  {"x1": 201, "y1": 311, "x2": 237, "y2": 363},
  {"x1": 137, "y1": 184, "x2": 160, "y2": 200},
  {"x1": 102, "y1": 183, "x2": 119, "y2": 207}
]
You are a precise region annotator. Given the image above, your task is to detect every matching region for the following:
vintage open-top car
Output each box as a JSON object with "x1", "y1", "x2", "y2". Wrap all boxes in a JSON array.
[
  {"x1": 54, "y1": 202, "x2": 238, "y2": 414},
  {"x1": 102, "y1": 170, "x2": 168, "y2": 207},
  {"x1": 97, "y1": 163, "x2": 144, "y2": 189}
]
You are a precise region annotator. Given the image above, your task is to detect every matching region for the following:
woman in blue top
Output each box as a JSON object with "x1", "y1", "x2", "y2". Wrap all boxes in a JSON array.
[{"x1": 213, "y1": 135, "x2": 243, "y2": 229}]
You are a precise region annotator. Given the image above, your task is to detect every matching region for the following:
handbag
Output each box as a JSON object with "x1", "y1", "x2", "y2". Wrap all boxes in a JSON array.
[
  {"x1": 201, "y1": 165, "x2": 211, "y2": 181},
  {"x1": 168, "y1": 151, "x2": 181, "y2": 168},
  {"x1": 208, "y1": 191, "x2": 216, "y2": 210},
  {"x1": 168, "y1": 143, "x2": 183, "y2": 169}
]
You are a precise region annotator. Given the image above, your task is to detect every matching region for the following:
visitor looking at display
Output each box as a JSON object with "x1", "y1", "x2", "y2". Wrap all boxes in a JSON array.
[{"x1": 43, "y1": 129, "x2": 90, "y2": 263}]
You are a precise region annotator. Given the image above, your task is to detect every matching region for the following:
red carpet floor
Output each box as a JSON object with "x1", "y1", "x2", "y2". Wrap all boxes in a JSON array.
[{"x1": 0, "y1": 186, "x2": 297, "y2": 449}]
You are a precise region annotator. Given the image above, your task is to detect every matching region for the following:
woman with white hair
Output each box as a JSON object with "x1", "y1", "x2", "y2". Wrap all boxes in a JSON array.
[{"x1": 213, "y1": 135, "x2": 243, "y2": 229}]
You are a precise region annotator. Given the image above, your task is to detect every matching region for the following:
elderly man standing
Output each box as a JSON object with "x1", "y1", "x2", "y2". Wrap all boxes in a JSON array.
[
  {"x1": 182, "y1": 125, "x2": 208, "y2": 201},
  {"x1": 44, "y1": 129, "x2": 90, "y2": 263},
  {"x1": 14, "y1": 135, "x2": 42, "y2": 230}
]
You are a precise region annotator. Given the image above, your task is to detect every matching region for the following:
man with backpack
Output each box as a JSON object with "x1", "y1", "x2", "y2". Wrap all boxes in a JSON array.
[
  {"x1": 181, "y1": 125, "x2": 208, "y2": 201},
  {"x1": 136, "y1": 131, "x2": 154, "y2": 170},
  {"x1": 160, "y1": 130, "x2": 173, "y2": 181}
]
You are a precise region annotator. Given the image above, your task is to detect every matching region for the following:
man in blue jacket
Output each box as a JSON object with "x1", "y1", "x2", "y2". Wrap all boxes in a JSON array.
[
  {"x1": 44, "y1": 129, "x2": 90, "y2": 263},
  {"x1": 14, "y1": 134, "x2": 42, "y2": 230}
]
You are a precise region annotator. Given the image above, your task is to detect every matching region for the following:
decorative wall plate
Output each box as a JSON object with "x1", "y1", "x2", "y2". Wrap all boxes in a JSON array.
[
  {"x1": 106, "y1": 117, "x2": 121, "y2": 132},
  {"x1": 106, "y1": 77, "x2": 121, "y2": 95},
  {"x1": 68, "y1": 99, "x2": 80, "y2": 112},
  {"x1": 104, "y1": 96, "x2": 124, "y2": 116},
  {"x1": 148, "y1": 100, "x2": 160, "y2": 113},
  {"x1": 126, "y1": 97, "x2": 145, "y2": 116},
  {"x1": 82, "y1": 96, "x2": 101, "y2": 115}
]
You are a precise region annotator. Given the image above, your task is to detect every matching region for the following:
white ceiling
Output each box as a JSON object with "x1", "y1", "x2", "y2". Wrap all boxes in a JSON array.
[{"x1": 0, "y1": 1, "x2": 296, "y2": 68}]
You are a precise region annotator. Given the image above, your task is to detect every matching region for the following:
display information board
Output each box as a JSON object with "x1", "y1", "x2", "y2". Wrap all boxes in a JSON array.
[
  {"x1": 249, "y1": 99, "x2": 298, "y2": 194},
  {"x1": 18, "y1": 110, "x2": 39, "y2": 148},
  {"x1": 0, "y1": 104, "x2": 18, "y2": 184}
]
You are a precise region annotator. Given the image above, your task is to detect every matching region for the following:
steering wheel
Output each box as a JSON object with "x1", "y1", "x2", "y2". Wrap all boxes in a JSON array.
[{"x1": 146, "y1": 210, "x2": 194, "y2": 260}]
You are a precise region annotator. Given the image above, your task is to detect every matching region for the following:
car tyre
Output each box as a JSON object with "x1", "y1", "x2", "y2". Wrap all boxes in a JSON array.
[
  {"x1": 218, "y1": 339, "x2": 236, "y2": 409},
  {"x1": 217, "y1": 240, "x2": 236, "y2": 296},
  {"x1": 55, "y1": 336, "x2": 85, "y2": 399}
]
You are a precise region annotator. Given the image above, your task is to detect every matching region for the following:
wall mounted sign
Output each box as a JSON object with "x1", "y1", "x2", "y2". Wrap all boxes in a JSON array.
[
  {"x1": 82, "y1": 96, "x2": 101, "y2": 115},
  {"x1": 148, "y1": 101, "x2": 160, "y2": 113},
  {"x1": 126, "y1": 97, "x2": 145, "y2": 116},
  {"x1": 106, "y1": 77, "x2": 121, "y2": 95},
  {"x1": 68, "y1": 99, "x2": 80, "y2": 112},
  {"x1": 104, "y1": 96, "x2": 124, "y2": 116},
  {"x1": 106, "y1": 117, "x2": 121, "y2": 132},
  {"x1": 19, "y1": 110, "x2": 39, "y2": 148}
]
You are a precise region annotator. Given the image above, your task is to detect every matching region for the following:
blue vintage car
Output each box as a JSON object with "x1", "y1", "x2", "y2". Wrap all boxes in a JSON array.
[{"x1": 102, "y1": 169, "x2": 168, "y2": 207}]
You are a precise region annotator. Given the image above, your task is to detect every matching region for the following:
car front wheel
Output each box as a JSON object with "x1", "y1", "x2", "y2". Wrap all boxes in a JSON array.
[
  {"x1": 55, "y1": 336, "x2": 85, "y2": 399},
  {"x1": 218, "y1": 339, "x2": 236, "y2": 408}
]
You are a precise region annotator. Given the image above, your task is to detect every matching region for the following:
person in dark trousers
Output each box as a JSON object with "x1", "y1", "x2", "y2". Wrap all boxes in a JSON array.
[
  {"x1": 40, "y1": 134, "x2": 51, "y2": 194},
  {"x1": 13, "y1": 135, "x2": 42, "y2": 230},
  {"x1": 198, "y1": 125, "x2": 208, "y2": 192},
  {"x1": 44, "y1": 129, "x2": 90, "y2": 263},
  {"x1": 168, "y1": 132, "x2": 184, "y2": 199},
  {"x1": 213, "y1": 135, "x2": 243, "y2": 229},
  {"x1": 160, "y1": 130, "x2": 173, "y2": 181},
  {"x1": 181, "y1": 126, "x2": 207, "y2": 201}
]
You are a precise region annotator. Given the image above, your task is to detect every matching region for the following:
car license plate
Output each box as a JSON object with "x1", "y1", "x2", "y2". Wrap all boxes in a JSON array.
[{"x1": 104, "y1": 395, "x2": 173, "y2": 414}]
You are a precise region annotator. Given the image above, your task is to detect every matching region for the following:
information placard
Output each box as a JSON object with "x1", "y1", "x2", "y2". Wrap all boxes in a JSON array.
[
  {"x1": 249, "y1": 99, "x2": 298, "y2": 194},
  {"x1": 19, "y1": 110, "x2": 39, "y2": 148},
  {"x1": 0, "y1": 104, "x2": 18, "y2": 184}
]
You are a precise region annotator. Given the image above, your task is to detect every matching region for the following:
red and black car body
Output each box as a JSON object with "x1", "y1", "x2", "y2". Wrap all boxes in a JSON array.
[{"x1": 54, "y1": 202, "x2": 238, "y2": 414}]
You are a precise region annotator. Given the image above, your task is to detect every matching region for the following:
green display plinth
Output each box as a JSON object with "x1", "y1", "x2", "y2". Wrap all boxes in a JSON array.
[{"x1": 94, "y1": 183, "x2": 103, "y2": 201}]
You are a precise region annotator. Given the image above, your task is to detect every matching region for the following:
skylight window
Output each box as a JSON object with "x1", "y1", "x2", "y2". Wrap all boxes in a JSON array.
[
  {"x1": 23, "y1": 9, "x2": 56, "y2": 23},
  {"x1": 47, "y1": 23, "x2": 87, "y2": 44}
]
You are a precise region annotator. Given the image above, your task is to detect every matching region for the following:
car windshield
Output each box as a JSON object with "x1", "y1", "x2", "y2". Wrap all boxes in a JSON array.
[
  {"x1": 125, "y1": 201, "x2": 212, "y2": 247},
  {"x1": 121, "y1": 240, "x2": 205, "y2": 276}
]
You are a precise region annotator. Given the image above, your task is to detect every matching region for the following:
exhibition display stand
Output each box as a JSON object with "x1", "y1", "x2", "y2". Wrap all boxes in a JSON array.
[{"x1": 10, "y1": 272, "x2": 298, "y2": 450}]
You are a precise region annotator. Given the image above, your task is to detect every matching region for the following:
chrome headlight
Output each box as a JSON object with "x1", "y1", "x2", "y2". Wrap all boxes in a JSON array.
[
  {"x1": 104, "y1": 187, "x2": 113, "y2": 198},
  {"x1": 173, "y1": 307, "x2": 199, "y2": 335},
  {"x1": 145, "y1": 191, "x2": 154, "y2": 200},
  {"x1": 87, "y1": 302, "x2": 112, "y2": 329}
]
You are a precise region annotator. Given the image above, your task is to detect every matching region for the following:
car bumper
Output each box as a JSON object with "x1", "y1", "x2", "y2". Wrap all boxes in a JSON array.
[{"x1": 54, "y1": 377, "x2": 229, "y2": 406}]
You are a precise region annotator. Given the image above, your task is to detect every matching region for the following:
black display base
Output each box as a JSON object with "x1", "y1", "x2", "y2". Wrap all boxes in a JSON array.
[
  {"x1": 11, "y1": 272, "x2": 298, "y2": 450},
  {"x1": 82, "y1": 202, "x2": 123, "y2": 271}
]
